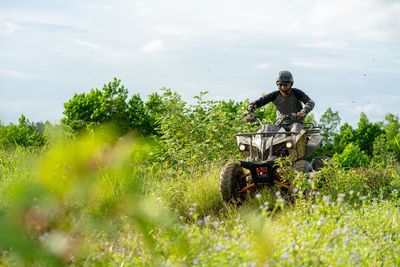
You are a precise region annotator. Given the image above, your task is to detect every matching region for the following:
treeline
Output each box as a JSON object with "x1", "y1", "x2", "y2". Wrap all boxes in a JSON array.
[{"x1": 1, "y1": 78, "x2": 399, "y2": 168}]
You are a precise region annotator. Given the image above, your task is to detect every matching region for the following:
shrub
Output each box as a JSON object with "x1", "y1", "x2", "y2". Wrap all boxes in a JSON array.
[
  {"x1": 0, "y1": 115, "x2": 46, "y2": 148},
  {"x1": 332, "y1": 143, "x2": 369, "y2": 168}
]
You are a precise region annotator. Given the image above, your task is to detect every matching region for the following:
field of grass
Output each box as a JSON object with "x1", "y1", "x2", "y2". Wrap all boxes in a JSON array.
[{"x1": 1, "y1": 130, "x2": 400, "y2": 266}]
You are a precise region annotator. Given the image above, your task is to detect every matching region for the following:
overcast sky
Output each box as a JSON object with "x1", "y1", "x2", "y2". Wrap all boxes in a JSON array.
[{"x1": 1, "y1": 0, "x2": 400, "y2": 126}]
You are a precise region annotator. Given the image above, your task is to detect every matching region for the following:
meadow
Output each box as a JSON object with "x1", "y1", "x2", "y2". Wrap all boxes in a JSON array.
[
  {"x1": 1, "y1": 83, "x2": 400, "y2": 266},
  {"x1": 0, "y1": 128, "x2": 399, "y2": 266}
]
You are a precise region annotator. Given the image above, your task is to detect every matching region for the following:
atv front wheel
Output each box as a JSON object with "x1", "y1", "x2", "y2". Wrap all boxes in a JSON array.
[
  {"x1": 311, "y1": 156, "x2": 331, "y2": 171},
  {"x1": 293, "y1": 160, "x2": 313, "y2": 173},
  {"x1": 219, "y1": 162, "x2": 247, "y2": 205}
]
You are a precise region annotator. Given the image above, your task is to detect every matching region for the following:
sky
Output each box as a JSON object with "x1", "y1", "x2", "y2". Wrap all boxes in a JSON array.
[{"x1": 1, "y1": 0, "x2": 400, "y2": 126}]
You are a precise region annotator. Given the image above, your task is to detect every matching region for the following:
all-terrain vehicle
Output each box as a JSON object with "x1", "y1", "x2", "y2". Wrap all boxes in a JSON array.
[{"x1": 219, "y1": 114, "x2": 327, "y2": 205}]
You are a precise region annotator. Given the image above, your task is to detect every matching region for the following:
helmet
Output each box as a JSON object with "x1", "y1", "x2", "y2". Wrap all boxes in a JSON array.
[{"x1": 276, "y1": 70, "x2": 294, "y2": 84}]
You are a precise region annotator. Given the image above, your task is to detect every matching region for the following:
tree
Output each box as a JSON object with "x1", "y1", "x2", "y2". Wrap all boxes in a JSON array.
[
  {"x1": 127, "y1": 93, "x2": 153, "y2": 135},
  {"x1": 305, "y1": 112, "x2": 317, "y2": 124},
  {"x1": 0, "y1": 115, "x2": 47, "y2": 148},
  {"x1": 62, "y1": 78, "x2": 154, "y2": 135},
  {"x1": 382, "y1": 113, "x2": 400, "y2": 156},
  {"x1": 332, "y1": 142, "x2": 369, "y2": 168},
  {"x1": 353, "y1": 113, "x2": 384, "y2": 156},
  {"x1": 319, "y1": 107, "x2": 341, "y2": 145}
]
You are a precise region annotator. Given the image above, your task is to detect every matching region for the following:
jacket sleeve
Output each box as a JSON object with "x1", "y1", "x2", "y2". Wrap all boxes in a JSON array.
[
  {"x1": 251, "y1": 91, "x2": 280, "y2": 108},
  {"x1": 292, "y1": 88, "x2": 315, "y2": 114}
]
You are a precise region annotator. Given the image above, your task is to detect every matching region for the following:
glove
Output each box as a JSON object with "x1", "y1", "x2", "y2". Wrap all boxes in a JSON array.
[
  {"x1": 247, "y1": 103, "x2": 256, "y2": 114},
  {"x1": 297, "y1": 110, "x2": 306, "y2": 119},
  {"x1": 243, "y1": 114, "x2": 251, "y2": 122}
]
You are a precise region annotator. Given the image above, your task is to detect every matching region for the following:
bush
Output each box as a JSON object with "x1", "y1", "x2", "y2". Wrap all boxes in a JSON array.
[
  {"x1": 332, "y1": 143, "x2": 369, "y2": 168},
  {"x1": 0, "y1": 115, "x2": 46, "y2": 148}
]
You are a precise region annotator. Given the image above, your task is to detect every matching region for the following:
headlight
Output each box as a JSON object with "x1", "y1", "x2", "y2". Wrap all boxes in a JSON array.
[
  {"x1": 239, "y1": 144, "x2": 246, "y2": 151},
  {"x1": 286, "y1": 141, "x2": 294, "y2": 149}
]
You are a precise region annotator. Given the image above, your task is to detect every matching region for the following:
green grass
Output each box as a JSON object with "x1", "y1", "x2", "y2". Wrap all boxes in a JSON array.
[{"x1": 0, "y1": 131, "x2": 400, "y2": 266}]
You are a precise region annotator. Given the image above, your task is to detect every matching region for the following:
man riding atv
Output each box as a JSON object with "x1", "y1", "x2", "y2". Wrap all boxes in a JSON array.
[
  {"x1": 243, "y1": 70, "x2": 315, "y2": 132},
  {"x1": 219, "y1": 70, "x2": 322, "y2": 205}
]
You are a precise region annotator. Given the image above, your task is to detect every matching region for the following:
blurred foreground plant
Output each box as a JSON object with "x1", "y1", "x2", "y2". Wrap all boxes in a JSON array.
[{"x1": 0, "y1": 125, "x2": 189, "y2": 265}]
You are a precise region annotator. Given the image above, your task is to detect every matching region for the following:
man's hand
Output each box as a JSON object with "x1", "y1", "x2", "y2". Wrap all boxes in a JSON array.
[
  {"x1": 297, "y1": 110, "x2": 306, "y2": 119},
  {"x1": 243, "y1": 113, "x2": 252, "y2": 122}
]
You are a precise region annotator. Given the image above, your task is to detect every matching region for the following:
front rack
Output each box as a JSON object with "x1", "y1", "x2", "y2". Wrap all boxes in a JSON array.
[
  {"x1": 235, "y1": 123, "x2": 322, "y2": 161},
  {"x1": 304, "y1": 123, "x2": 322, "y2": 134},
  {"x1": 235, "y1": 131, "x2": 301, "y2": 160}
]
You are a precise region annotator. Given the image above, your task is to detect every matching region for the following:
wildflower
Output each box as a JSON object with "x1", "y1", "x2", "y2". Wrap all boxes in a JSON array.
[
  {"x1": 203, "y1": 216, "x2": 211, "y2": 223},
  {"x1": 255, "y1": 193, "x2": 261, "y2": 198},
  {"x1": 193, "y1": 258, "x2": 199, "y2": 264},
  {"x1": 349, "y1": 190, "x2": 355, "y2": 195},
  {"x1": 392, "y1": 189, "x2": 399, "y2": 194},
  {"x1": 189, "y1": 207, "x2": 195, "y2": 212},
  {"x1": 323, "y1": 196, "x2": 330, "y2": 202},
  {"x1": 215, "y1": 246, "x2": 221, "y2": 252},
  {"x1": 259, "y1": 205, "x2": 264, "y2": 209},
  {"x1": 197, "y1": 219, "x2": 203, "y2": 225},
  {"x1": 264, "y1": 201, "x2": 270, "y2": 206},
  {"x1": 359, "y1": 196, "x2": 367, "y2": 200},
  {"x1": 192, "y1": 203, "x2": 198, "y2": 207},
  {"x1": 277, "y1": 197, "x2": 286, "y2": 203},
  {"x1": 275, "y1": 191, "x2": 281, "y2": 197}
]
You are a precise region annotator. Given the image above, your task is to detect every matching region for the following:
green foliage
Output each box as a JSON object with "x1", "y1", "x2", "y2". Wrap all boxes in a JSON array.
[
  {"x1": 332, "y1": 143, "x2": 369, "y2": 168},
  {"x1": 316, "y1": 112, "x2": 385, "y2": 159},
  {"x1": 152, "y1": 89, "x2": 267, "y2": 167},
  {"x1": 304, "y1": 112, "x2": 317, "y2": 124},
  {"x1": 355, "y1": 113, "x2": 384, "y2": 156},
  {"x1": 3, "y1": 80, "x2": 400, "y2": 265},
  {"x1": 62, "y1": 78, "x2": 155, "y2": 136},
  {"x1": 0, "y1": 127, "x2": 189, "y2": 265},
  {"x1": 0, "y1": 115, "x2": 47, "y2": 148},
  {"x1": 1, "y1": 124, "x2": 400, "y2": 265},
  {"x1": 382, "y1": 113, "x2": 400, "y2": 157},
  {"x1": 319, "y1": 107, "x2": 340, "y2": 144}
]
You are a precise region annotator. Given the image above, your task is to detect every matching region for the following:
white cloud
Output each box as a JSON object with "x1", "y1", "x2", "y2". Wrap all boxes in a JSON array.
[
  {"x1": 103, "y1": 4, "x2": 113, "y2": 11},
  {"x1": 1, "y1": 0, "x2": 400, "y2": 124},
  {"x1": 255, "y1": 63, "x2": 271, "y2": 70},
  {"x1": 73, "y1": 39, "x2": 101, "y2": 49},
  {"x1": 0, "y1": 68, "x2": 39, "y2": 79},
  {"x1": 297, "y1": 41, "x2": 349, "y2": 50},
  {"x1": 0, "y1": 21, "x2": 19, "y2": 34},
  {"x1": 140, "y1": 40, "x2": 165, "y2": 53},
  {"x1": 354, "y1": 103, "x2": 383, "y2": 115},
  {"x1": 291, "y1": 61, "x2": 332, "y2": 69}
]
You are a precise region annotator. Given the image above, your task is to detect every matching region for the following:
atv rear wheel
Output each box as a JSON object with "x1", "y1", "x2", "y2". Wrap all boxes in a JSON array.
[
  {"x1": 220, "y1": 162, "x2": 247, "y2": 205},
  {"x1": 311, "y1": 156, "x2": 331, "y2": 171},
  {"x1": 293, "y1": 160, "x2": 313, "y2": 173}
]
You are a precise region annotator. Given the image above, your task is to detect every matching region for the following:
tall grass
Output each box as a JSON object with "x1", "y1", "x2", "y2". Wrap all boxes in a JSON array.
[{"x1": 0, "y1": 128, "x2": 400, "y2": 265}]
